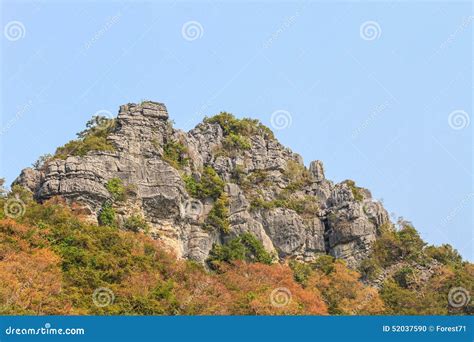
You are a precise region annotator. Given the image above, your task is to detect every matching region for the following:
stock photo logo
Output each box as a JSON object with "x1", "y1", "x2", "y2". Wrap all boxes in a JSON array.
[
  {"x1": 448, "y1": 110, "x2": 470, "y2": 130},
  {"x1": 3, "y1": 197, "x2": 26, "y2": 219},
  {"x1": 4, "y1": 20, "x2": 26, "y2": 41},
  {"x1": 181, "y1": 21, "x2": 204, "y2": 41},
  {"x1": 92, "y1": 287, "x2": 115, "y2": 308},
  {"x1": 448, "y1": 287, "x2": 471, "y2": 308},
  {"x1": 270, "y1": 287, "x2": 292, "y2": 308},
  {"x1": 270, "y1": 110, "x2": 292, "y2": 130},
  {"x1": 359, "y1": 20, "x2": 382, "y2": 41},
  {"x1": 183, "y1": 199, "x2": 204, "y2": 220},
  {"x1": 93, "y1": 109, "x2": 115, "y2": 130}
]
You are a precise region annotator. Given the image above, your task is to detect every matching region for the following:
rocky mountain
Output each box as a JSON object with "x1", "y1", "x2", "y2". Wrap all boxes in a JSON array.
[{"x1": 14, "y1": 101, "x2": 391, "y2": 268}]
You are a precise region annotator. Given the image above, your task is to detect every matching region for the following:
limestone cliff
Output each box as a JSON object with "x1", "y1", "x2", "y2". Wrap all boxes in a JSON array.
[{"x1": 14, "y1": 101, "x2": 390, "y2": 267}]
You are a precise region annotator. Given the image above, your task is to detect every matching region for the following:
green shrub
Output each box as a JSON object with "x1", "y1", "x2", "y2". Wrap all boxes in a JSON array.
[
  {"x1": 313, "y1": 255, "x2": 336, "y2": 275},
  {"x1": 344, "y1": 180, "x2": 363, "y2": 202},
  {"x1": 223, "y1": 133, "x2": 252, "y2": 150},
  {"x1": 284, "y1": 196, "x2": 319, "y2": 217},
  {"x1": 397, "y1": 222, "x2": 426, "y2": 261},
  {"x1": 54, "y1": 116, "x2": 116, "y2": 159},
  {"x1": 162, "y1": 140, "x2": 189, "y2": 169},
  {"x1": 204, "y1": 112, "x2": 276, "y2": 155},
  {"x1": 204, "y1": 193, "x2": 230, "y2": 233},
  {"x1": 207, "y1": 232, "x2": 274, "y2": 268},
  {"x1": 425, "y1": 244, "x2": 462, "y2": 267},
  {"x1": 250, "y1": 193, "x2": 318, "y2": 218},
  {"x1": 204, "y1": 112, "x2": 274, "y2": 139},
  {"x1": 289, "y1": 260, "x2": 313, "y2": 286},
  {"x1": 393, "y1": 266, "x2": 415, "y2": 288},
  {"x1": 283, "y1": 160, "x2": 311, "y2": 190},
  {"x1": 98, "y1": 202, "x2": 116, "y2": 227},
  {"x1": 230, "y1": 166, "x2": 246, "y2": 185},
  {"x1": 123, "y1": 215, "x2": 150, "y2": 233},
  {"x1": 358, "y1": 257, "x2": 382, "y2": 281},
  {"x1": 184, "y1": 166, "x2": 225, "y2": 200},
  {"x1": 105, "y1": 178, "x2": 126, "y2": 202},
  {"x1": 364, "y1": 222, "x2": 428, "y2": 277},
  {"x1": 32, "y1": 154, "x2": 53, "y2": 170},
  {"x1": 250, "y1": 198, "x2": 278, "y2": 211}
]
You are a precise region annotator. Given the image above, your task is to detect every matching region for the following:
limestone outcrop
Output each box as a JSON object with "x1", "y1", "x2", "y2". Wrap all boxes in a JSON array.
[{"x1": 14, "y1": 101, "x2": 390, "y2": 267}]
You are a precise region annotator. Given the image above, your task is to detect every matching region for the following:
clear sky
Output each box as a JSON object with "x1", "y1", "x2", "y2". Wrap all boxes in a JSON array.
[{"x1": 1, "y1": 1, "x2": 472, "y2": 260}]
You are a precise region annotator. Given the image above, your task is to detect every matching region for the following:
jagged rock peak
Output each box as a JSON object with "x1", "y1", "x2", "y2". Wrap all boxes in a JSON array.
[
  {"x1": 120, "y1": 101, "x2": 169, "y2": 120},
  {"x1": 13, "y1": 101, "x2": 391, "y2": 268}
]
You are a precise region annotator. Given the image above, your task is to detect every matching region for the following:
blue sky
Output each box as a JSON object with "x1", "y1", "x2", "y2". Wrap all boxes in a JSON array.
[{"x1": 1, "y1": 1, "x2": 472, "y2": 260}]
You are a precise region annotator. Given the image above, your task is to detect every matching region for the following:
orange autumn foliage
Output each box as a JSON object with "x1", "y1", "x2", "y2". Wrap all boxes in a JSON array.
[
  {"x1": 217, "y1": 261, "x2": 327, "y2": 315},
  {"x1": 0, "y1": 193, "x2": 471, "y2": 316},
  {"x1": 307, "y1": 261, "x2": 385, "y2": 315},
  {"x1": 0, "y1": 219, "x2": 71, "y2": 314}
]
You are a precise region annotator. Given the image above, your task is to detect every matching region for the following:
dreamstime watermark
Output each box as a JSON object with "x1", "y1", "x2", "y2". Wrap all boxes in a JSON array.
[
  {"x1": 4, "y1": 20, "x2": 26, "y2": 41},
  {"x1": 93, "y1": 109, "x2": 115, "y2": 130},
  {"x1": 352, "y1": 99, "x2": 392, "y2": 139},
  {"x1": 181, "y1": 279, "x2": 213, "y2": 309},
  {"x1": 83, "y1": 11, "x2": 122, "y2": 51},
  {"x1": 434, "y1": 16, "x2": 473, "y2": 55},
  {"x1": 359, "y1": 21, "x2": 381, "y2": 41},
  {"x1": 448, "y1": 110, "x2": 470, "y2": 130},
  {"x1": 5, "y1": 323, "x2": 85, "y2": 336},
  {"x1": 181, "y1": 21, "x2": 204, "y2": 41},
  {"x1": 263, "y1": 11, "x2": 301, "y2": 49},
  {"x1": 3, "y1": 197, "x2": 26, "y2": 219},
  {"x1": 363, "y1": 201, "x2": 379, "y2": 218},
  {"x1": 182, "y1": 199, "x2": 204, "y2": 220},
  {"x1": 270, "y1": 110, "x2": 292, "y2": 130},
  {"x1": 0, "y1": 100, "x2": 33, "y2": 137},
  {"x1": 448, "y1": 287, "x2": 471, "y2": 308},
  {"x1": 350, "y1": 291, "x2": 376, "y2": 314},
  {"x1": 270, "y1": 287, "x2": 292, "y2": 308},
  {"x1": 92, "y1": 287, "x2": 115, "y2": 307},
  {"x1": 438, "y1": 192, "x2": 473, "y2": 230}
]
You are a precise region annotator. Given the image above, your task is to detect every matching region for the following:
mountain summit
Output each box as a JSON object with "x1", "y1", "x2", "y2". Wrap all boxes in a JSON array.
[{"x1": 14, "y1": 101, "x2": 390, "y2": 267}]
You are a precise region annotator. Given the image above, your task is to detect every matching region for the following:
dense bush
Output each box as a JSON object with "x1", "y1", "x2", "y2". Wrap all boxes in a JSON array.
[
  {"x1": 290, "y1": 256, "x2": 385, "y2": 315},
  {"x1": 222, "y1": 133, "x2": 251, "y2": 150},
  {"x1": 123, "y1": 215, "x2": 149, "y2": 233},
  {"x1": 54, "y1": 116, "x2": 116, "y2": 159},
  {"x1": 284, "y1": 160, "x2": 311, "y2": 189},
  {"x1": 425, "y1": 244, "x2": 463, "y2": 267},
  {"x1": 359, "y1": 220, "x2": 473, "y2": 315},
  {"x1": 162, "y1": 140, "x2": 189, "y2": 169},
  {"x1": 368, "y1": 222, "x2": 426, "y2": 268},
  {"x1": 184, "y1": 166, "x2": 225, "y2": 200},
  {"x1": 250, "y1": 190, "x2": 319, "y2": 217},
  {"x1": 343, "y1": 180, "x2": 363, "y2": 202},
  {"x1": 98, "y1": 202, "x2": 116, "y2": 227},
  {"x1": 204, "y1": 112, "x2": 274, "y2": 140},
  {"x1": 105, "y1": 178, "x2": 127, "y2": 202},
  {"x1": 207, "y1": 233, "x2": 274, "y2": 268},
  {"x1": 204, "y1": 193, "x2": 230, "y2": 233}
]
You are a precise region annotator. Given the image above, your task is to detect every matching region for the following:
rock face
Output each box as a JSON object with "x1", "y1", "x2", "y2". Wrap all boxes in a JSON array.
[{"x1": 14, "y1": 101, "x2": 390, "y2": 267}]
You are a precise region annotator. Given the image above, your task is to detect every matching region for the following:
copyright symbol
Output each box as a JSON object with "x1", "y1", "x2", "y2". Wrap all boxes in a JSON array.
[{"x1": 429, "y1": 326, "x2": 434, "y2": 332}]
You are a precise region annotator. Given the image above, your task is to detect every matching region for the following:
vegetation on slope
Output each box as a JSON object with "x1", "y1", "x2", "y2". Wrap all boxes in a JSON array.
[
  {"x1": 0, "y1": 186, "x2": 325, "y2": 315},
  {"x1": 54, "y1": 115, "x2": 116, "y2": 159},
  {"x1": 204, "y1": 112, "x2": 274, "y2": 140},
  {"x1": 161, "y1": 140, "x2": 189, "y2": 170},
  {"x1": 359, "y1": 221, "x2": 473, "y2": 315},
  {"x1": 184, "y1": 166, "x2": 230, "y2": 233},
  {"x1": 0, "y1": 181, "x2": 472, "y2": 315}
]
